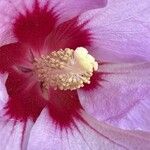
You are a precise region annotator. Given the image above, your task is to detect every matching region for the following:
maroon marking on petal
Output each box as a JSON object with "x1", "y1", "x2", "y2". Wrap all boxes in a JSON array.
[
  {"x1": 0, "y1": 43, "x2": 27, "y2": 72},
  {"x1": 6, "y1": 69, "x2": 30, "y2": 96},
  {"x1": 44, "y1": 17, "x2": 92, "y2": 51},
  {"x1": 2, "y1": 68, "x2": 46, "y2": 150},
  {"x1": 2, "y1": 119, "x2": 29, "y2": 150},
  {"x1": 21, "y1": 122, "x2": 27, "y2": 150},
  {"x1": 83, "y1": 71, "x2": 104, "y2": 91},
  {"x1": 48, "y1": 89, "x2": 83, "y2": 129},
  {"x1": 82, "y1": 62, "x2": 112, "y2": 91},
  {"x1": 6, "y1": 120, "x2": 28, "y2": 150},
  {"x1": 5, "y1": 69, "x2": 46, "y2": 122},
  {"x1": 4, "y1": 88, "x2": 46, "y2": 122},
  {"x1": 13, "y1": 0, "x2": 58, "y2": 48}
]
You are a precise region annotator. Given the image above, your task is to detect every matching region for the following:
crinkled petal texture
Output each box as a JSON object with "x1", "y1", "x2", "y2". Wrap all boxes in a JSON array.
[
  {"x1": 78, "y1": 62, "x2": 150, "y2": 130},
  {"x1": 0, "y1": 0, "x2": 107, "y2": 46},
  {"x1": 27, "y1": 109, "x2": 150, "y2": 150},
  {"x1": 78, "y1": 0, "x2": 150, "y2": 62}
]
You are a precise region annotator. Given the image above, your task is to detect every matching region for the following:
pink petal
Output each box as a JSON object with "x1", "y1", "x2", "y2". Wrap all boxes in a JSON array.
[
  {"x1": 47, "y1": 89, "x2": 82, "y2": 128},
  {"x1": 0, "y1": 70, "x2": 45, "y2": 149},
  {"x1": 78, "y1": 62, "x2": 150, "y2": 130},
  {"x1": 78, "y1": 0, "x2": 150, "y2": 61},
  {"x1": 3, "y1": 69, "x2": 46, "y2": 122},
  {"x1": 0, "y1": 0, "x2": 34, "y2": 46},
  {"x1": 0, "y1": 114, "x2": 33, "y2": 150},
  {"x1": 0, "y1": 46, "x2": 44, "y2": 150},
  {"x1": 0, "y1": 72, "x2": 34, "y2": 149},
  {"x1": 0, "y1": 73, "x2": 8, "y2": 110},
  {"x1": 0, "y1": 0, "x2": 107, "y2": 46},
  {"x1": 27, "y1": 109, "x2": 150, "y2": 150},
  {"x1": 13, "y1": 0, "x2": 58, "y2": 48},
  {"x1": 52, "y1": 0, "x2": 107, "y2": 23}
]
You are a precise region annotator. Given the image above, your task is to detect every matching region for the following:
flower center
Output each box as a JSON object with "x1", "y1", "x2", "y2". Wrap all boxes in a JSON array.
[{"x1": 33, "y1": 47, "x2": 98, "y2": 90}]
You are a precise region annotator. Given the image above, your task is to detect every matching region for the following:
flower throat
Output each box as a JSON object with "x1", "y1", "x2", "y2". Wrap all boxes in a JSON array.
[{"x1": 33, "y1": 47, "x2": 98, "y2": 90}]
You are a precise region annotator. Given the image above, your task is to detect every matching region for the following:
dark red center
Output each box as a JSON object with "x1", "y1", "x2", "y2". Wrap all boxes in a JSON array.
[
  {"x1": 0, "y1": 0, "x2": 93, "y2": 129},
  {"x1": 13, "y1": 0, "x2": 58, "y2": 48}
]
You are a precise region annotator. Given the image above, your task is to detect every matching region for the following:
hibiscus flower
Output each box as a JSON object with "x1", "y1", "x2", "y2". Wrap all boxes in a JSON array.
[{"x1": 0, "y1": 0, "x2": 150, "y2": 150}]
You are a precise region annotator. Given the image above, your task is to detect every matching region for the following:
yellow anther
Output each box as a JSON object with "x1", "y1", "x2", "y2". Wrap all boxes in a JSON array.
[
  {"x1": 74, "y1": 47, "x2": 98, "y2": 73},
  {"x1": 33, "y1": 47, "x2": 98, "y2": 91}
]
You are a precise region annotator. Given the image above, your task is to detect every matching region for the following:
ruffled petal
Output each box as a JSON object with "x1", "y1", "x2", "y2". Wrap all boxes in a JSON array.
[
  {"x1": 50, "y1": 0, "x2": 108, "y2": 23},
  {"x1": 78, "y1": 0, "x2": 150, "y2": 61},
  {"x1": 27, "y1": 109, "x2": 150, "y2": 150},
  {"x1": 78, "y1": 62, "x2": 150, "y2": 130},
  {"x1": 0, "y1": 0, "x2": 107, "y2": 47}
]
